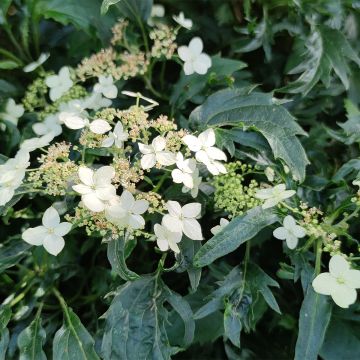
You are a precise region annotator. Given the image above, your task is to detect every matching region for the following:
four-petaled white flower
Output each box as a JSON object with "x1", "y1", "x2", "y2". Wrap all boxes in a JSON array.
[
  {"x1": 32, "y1": 114, "x2": 62, "y2": 137},
  {"x1": 313, "y1": 255, "x2": 360, "y2": 308},
  {"x1": 173, "y1": 12, "x2": 193, "y2": 30},
  {"x1": 163, "y1": 201, "x2": 203, "y2": 240},
  {"x1": 172, "y1": 152, "x2": 196, "y2": 188},
  {"x1": 93, "y1": 75, "x2": 118, "y2": 99},
  {"x1": 72, "y1": 166, "x2": 116, "y2": 212},
  {"x1": 273, "y1": 215, "x2": 306, "y2": 249},
  {"x1": 20, "y1": 133, "x2": 54, "y2": 152},
  {"x1": 23, "y1": 53, "x2": 50, "y2": 73},
  {"x1": 182, "y1": 168, "x2": 202, "y2": 198},
  {"x1": 102, "y1": 122, "x2": 129, "y2": 148},
  {"x1": 178, "y1": 37, "x2": 212, "y2": 75},
  {"x1": 45, "y1": 67, "x2": 73, "y2": 101},
  {"x1": 22, "y1": 206, "x2": 71, "y2": 256},
  {"x1": 154, "y1": 222, "x2": 182, "y2": 253},
  {"x1": 0, "y1": 98, "x2": 24, "y2": 126},
  {"x1": 0, "y1": 150, "x2": 30, "y2": 206},
  {"x1": 138, "y1": 136, "x2": 176, "y2": 170},
  {"x1": 183, "y1": 128, "x2": 227, "y2": 175},
  {"x1": 211, "y1": 218, "x2": 230, "y2": 235},
  {"x1": 255, "y1": 184, "x2": 296, "y2": 209},
  {"x1": 105, "y1": 190, "x2": 149, "y2": 229}
]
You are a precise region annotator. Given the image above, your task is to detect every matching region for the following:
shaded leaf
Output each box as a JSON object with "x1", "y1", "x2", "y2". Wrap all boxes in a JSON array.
[{"x1": 0, "y1": 238, "x2": 30, "y2": 274}]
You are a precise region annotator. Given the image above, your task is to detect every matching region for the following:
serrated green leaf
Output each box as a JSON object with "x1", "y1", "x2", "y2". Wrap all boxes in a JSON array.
[
  {"x1": 295, "y1": 286, "x2": 332, "y2": 360},
  {"x1": 18, "y1": 314, "x2": 46, "y2": 360},
  {"x1": 106, "y1": 236, "x2": 140, "y2": 281},
  {"x1": 101, "y1": 276, "x2": 177, "y2": 360},
  {"x1": 194, "y1": 207, "x2": 278, "y2": 267},
  {"x1": 189, "y1": 87, "x2": 309, "y2": 181},
  {"x1": 53, "y1": 305, "x2": 99, "y2": 360}
]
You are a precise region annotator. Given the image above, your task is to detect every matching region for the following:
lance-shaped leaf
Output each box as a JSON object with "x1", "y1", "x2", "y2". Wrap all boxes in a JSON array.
[
  {"x1": 18, "y1": 313, "x2": 46, "y2": 360},
  {"x1": 189, "y1": 87, "x2": 309, "y2": 181},
  {"x1": 107, "y1": 236, "x2": 140, "y2": 281},
  {"x1": 295, "y1": 286, "x2": 332, "y2": 360},
  {"x1": 194, "y1": 207, "x2": 278, "y2": 267},
  {"x1": 101, "y1": 276, "x2": 178, "y2": 360},
  {"x1": 53, "y1": 303, "x2": 99, "y2": 360}
]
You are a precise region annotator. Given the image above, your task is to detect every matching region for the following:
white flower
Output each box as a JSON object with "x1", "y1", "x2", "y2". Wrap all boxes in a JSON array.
[
  {"x1": 178, "y1": 37, "x2": 212, "y2": 75},
  {"x1": 62, "y1": 115, "x2": 111, "y2": 135},
  {"x1": 312, "y1": 255, "x2": 360, "y2": 308},
  {"x1": 148, "y1": 4, "x2": 165, "y2": 26},
  {"x1": 163, "y1": 201, "x2": 203, "y2": 240},
  {"x1": 182, "y1": 168, "x2": 202, "y2": 198},
  {"x1": 255, "y1": 184, "x2": 296, "y2": 209},
  {"x1": 23, "y1": 53, "x2": 50, "y2": 72},
  {"x1": 20, "y1": 133, "x2": 54, "y2": 152},
  {"x1": 352, "y1": 179, "x2": 360, "y2": 188},
  {"x1": 183, "y1": 128, "x2": 227, "y2": 175},
  {"x1": 211, "y1": 218, "x2": 230, "y2": 235},
  {"x1": 45, "y1": 67, "x2": 73, "y2": 101},
  {"x1": 171, "y1": 152, "x2": 196, "y2": 188},
  {"x1": 154, "y1": 222, "x2": 182, "y2": 253},
  {"x1": 22, "y1": 206, "x2": 71, "y2": 256},
  {"x1": 0, "y1": 98, "x2": 24, "y2": 125},
  {"x1": 72, "y1": 166, "x2": 116, "y2": 212},
  {"x1": 173, "y1": 12, "x2": 193, "y2": 30},
  {"x1": 105, "y1": 190, "x2": 149, "y2": 230},
  {"x1": 83, "y1": 92, "x2": 112, "y2": 110},
  {"x1": 32, "y1": 114, "x2": 62, "y2": 137},
  {"x1": 93, "y1": 75, "x2": 118, "y2": 99},
  {"x1": 138, "y1": 136, "x2": 176, "y2": 170},
  {"x1": 102, "y1": 122, "x2": 128, "y2": 148},
  {"x1": 0, "y1": 150, "x2": 30, "y2": 206},
  {"x1": 273, "y1": 215, "x2": 306, "y2": 249}
]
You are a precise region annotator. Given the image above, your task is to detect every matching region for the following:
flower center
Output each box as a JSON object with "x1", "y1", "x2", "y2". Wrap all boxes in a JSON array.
[
  {"x1": 47, "y1": 228, "x2": 55, "y2": 234},
  {"x1": 336, "y1": 276, "x2": 345, "y2": 284}
]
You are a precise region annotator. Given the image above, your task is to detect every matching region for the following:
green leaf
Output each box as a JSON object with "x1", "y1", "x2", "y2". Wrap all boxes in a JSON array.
[
  {"x1": 0, "y1": 60, "x2": 19, "y2": 69},
  {"x1": 0, "y1": 238, "x2": 30, "y2": 274},
  {"x1": 338, "y1": 100, "x2": 360, "y2": 143},
  {"x1": 171, "y1": 55, "x2": 247, "y2": 107},
  {"x1": 194, "y1": 207, "x2": 278, "y2": 267},
  {"x1": 106, "y1": 236, "x2": 140, "y2": 281},
  {"x1": 224, "y1": 304, "x2": 242, "y2": 348},
  {"x1": 295, "y1": 286, "x2": 332, "y2": 360},
  {"x1": 281, "y1": 25, "x2": 360, "y2": 95},
  {"x1": 102, "y1": 0, "x2": 153, "y2": 21},
  {"x1": 0, "y1": 328, "x2": 9, "y2": 360},
  {"x1": 101, "y1": 0, "x2": 121, "y2": 15},
  {"x1": 0, "y1": 306, "x2": 11, "y2": 330},
  {"x1": 53, "y1": 305, "x2": 99, "y2": 360},
  {"x1": 18, "y1": 314, "x2": 46, "y2": 360},
  {"x1": 189, "y1": 87, "x2": 309, "y2": 181},
  {"x1": 247, "y1": 263, "x2": 281, "y2": 314},
  {"x1": 101, "y1": 276, "x2": 177, "y2": 360}
]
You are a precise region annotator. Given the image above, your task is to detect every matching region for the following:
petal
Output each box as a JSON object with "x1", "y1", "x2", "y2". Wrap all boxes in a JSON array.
[
  {"x1": 45, "y1": 75, "x2": 58, "y2": 88},
  {"x1": 182, "y1": 218, "x2": 203, "y2": 240},
  {"x1": 62, "y1": 114, "x2": 87, "y2": 130},
  {"x1": 172, "y1": 169, "x2": 184, "y2": 184},
  {"x1": 102, "y1": 136, "x2": 115, "y2": 148},
  {"x1": 198, "y1": 128, "x2": 215, "y2": 147},
  {"x1": 273, "y1": 227, "x2": 287, "y2": 240},
  {"x1": 183, "y1": 135, "x2": 202, "y2": 152},
  {"x1": 103, "y1": 85, "x2": 118, "y2": 99},
  {"x1": 94, "y1": 166, "x2": 115, "y2": 185},
  {"x1": 167, "y1": 236, "x2": 180, "y2": 253},
  {"x1": 262, "y1": 198, "x2": 280, "y2": 209},
  {"x1": 195, "y1": 150, "x2": 211, "y2": 165},
  {"x1": 89, "y1": 119, "x2": 112, "y2": 134},
  {"x1": 138, "y1": 143, "x2": 153, "y2": 155},
  {"x1": 329, "y1": 255, "x2": 350, "y2": 277},
  {"x1": 206, "y1": 147, "x2": 227, "y2": 161},
  {"x1": 128, "y1": 214, "x2": 145, "y2": 229},
  {"x1": 156, "y1": 151, "x2": 176, "y2": 166},
  {"x1": 132, "y1": 199, "x2": 149, "y2": 214},
  {"x1": 43, "y1": 234, "x2": 65, "y2": 256},
  {"x1": 55, "y1": 222, "x2": 72, "y2": 236},
  {"x1": 344, "y1": 269, "x2": 360, "y2": 289},
  {"x1": 189, "y1": 37, "x2": 203, "y2": 55},
  {"x1": 42, "y1": 206, "x2": 60, "y2": 228},
  {"x1": 120, "y1": 190, "x2": 135, "y2": 210},
  {"x1": 72, "y1": 184, "x2": 91, "y2": 195},
  {"x1": 32, "y1": 122, "x2": 47, "y2": 136},
  {"x1": 152, "y1": 136, "x2": 166, "y2": 152},
  {"x1": 285, "y1": 234, "x2": 298, "y2": 249},
  {"x1": 293, "y1": 225, "x2": 306, "y2": 238},
  {"x1": 182, "y1": 173, "x2": 194, "y2": 188},
  {"x1": 254, "y1": 188, "x2": 273, "y2": 200},
  {"x1": 312, "y1": 273, "x2": 336, "y2": 295},
  {"x1": 141, "y1": 154, "x2": 156, "y2": 169},
  {"x1": 78, "y1": 167, "x2": 94, "y2": 186},
  {"x1": 211, "y1": 225, "x2": 221, "y2": 235},
  {"x1": 183, "y1": 61, "x2": 194, "y2": 75},
  {"x1": 193, "y1": 54, "x2": 211, "y2": 75},
  {"x1": 283, "y1": 215, "x2": 296, "y2": 229},
  {"x1": 157, "y1": 237, "x2": 169, "y2": 252},
  {"x1": 82, "y1": 194, "x2": 105, "y2": 212},
  {"x1": 331, "y1": 285, "x2": 357, "y2": 308},
  {"x1": 95, "y1": 185, "x2": 116, "y2": 201},
  {"x1": 166, "y1": 201, "x2": 182, "y2": 217},
  {"x1": 162, "y1": 214, "x2": 183, "y2": 233},
  {"x1": 177, "y1": 46, "x2": 192, "y2": 61},
  {"x1": 22, "y1": 226, "x2": 46, "y2": 246},
  {"x1": 182, "y1": 203, "x2": 201, "y2": 218},
  {"x1": 154, "y1": 224, "x2": 166, "y2": 240},
  {"x1": 280, "y1": 190, "x2": 296, "y2": 200}
]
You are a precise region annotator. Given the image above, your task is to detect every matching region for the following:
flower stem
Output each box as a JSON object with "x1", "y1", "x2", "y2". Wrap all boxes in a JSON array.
[{"x1": 315, "y1": 238, "x2": 322, "y2": 275}]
